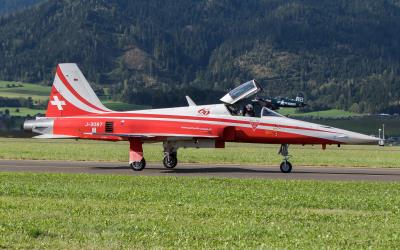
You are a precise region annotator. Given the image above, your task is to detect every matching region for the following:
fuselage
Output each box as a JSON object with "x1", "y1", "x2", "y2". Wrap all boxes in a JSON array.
[{"x1": 27, "y1": 103, "x2": 379, "y2": 146}]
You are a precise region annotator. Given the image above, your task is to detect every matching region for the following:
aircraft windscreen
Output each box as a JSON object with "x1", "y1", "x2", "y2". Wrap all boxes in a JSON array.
[
  {"x1": 261, "y1": 107, "x2": 284, "y2": 117},
  {"x1": 228, "y1": 81, "x2": 256, "y2": 99}
]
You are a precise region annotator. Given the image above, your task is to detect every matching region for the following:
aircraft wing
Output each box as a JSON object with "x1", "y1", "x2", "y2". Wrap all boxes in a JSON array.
[
  {"x1": 33, "y1": 134, "x2": 79, "y2": 139},
  {"x1": 88, "y1": 132, "x2": 219, "y2": 140}
]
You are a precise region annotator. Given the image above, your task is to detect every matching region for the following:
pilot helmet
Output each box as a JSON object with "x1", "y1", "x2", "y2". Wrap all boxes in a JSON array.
[{"x1": 245, "y1": 104, "x2": 253, "y2": 111}]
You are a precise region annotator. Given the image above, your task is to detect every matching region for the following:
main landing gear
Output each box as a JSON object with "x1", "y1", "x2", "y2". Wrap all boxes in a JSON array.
[
  {"x1": 163, "y1": 141, "x2": 178, "y2": 169},
  {"x1": 130, "y1": 158, "x2": 146, "y2": 171},
  {"x1": 128, "y1": 140, "x2": 182, "y2": 172},
  {"x1": 163, "y1": 152, "x2": 178, "y2": 169},
  {"x1": 279, "y1": 144, "x2": 292, "y2": 173},
  {"x1": 129, "y1": 139, "x2": 146, "y2": 171}
]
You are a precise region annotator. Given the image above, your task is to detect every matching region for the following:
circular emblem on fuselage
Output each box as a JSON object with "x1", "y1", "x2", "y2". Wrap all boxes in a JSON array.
[{"x1": 198, "y1": 108, "x2": 210, "y2": 116}]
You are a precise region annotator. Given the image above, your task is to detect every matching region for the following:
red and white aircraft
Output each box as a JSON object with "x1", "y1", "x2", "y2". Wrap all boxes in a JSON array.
[{"x1": 24, "y1": 64, "x2": 380, "y2": 173}]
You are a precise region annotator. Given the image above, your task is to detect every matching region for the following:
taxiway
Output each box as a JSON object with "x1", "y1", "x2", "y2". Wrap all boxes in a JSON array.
[{"x1": 0, "y1": 160, "x2": 399, "y2": 181}]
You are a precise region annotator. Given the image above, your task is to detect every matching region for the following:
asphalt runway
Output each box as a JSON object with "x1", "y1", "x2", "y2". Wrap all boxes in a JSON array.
[{"x1": 1, "y1": 160, "x2": 400, "y2": 181}]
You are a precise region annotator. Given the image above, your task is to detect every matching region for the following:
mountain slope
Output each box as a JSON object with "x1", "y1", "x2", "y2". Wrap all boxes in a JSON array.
[{"x1": 0, "y1": 0, "x2": 399, "y2": 112}]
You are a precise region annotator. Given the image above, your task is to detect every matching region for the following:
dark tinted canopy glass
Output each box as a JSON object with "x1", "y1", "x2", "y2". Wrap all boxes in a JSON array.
[{"x1": 228, "y1": 80, "x2": 256, "y2": 99}]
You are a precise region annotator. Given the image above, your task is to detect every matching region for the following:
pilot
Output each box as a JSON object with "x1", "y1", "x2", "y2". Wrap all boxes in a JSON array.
[{"x1": 243, "y1": 104, "x2": 255, "y2": 117}]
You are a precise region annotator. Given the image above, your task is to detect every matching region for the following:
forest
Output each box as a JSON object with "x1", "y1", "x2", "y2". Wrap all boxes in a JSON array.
[
  {"x1": 0, "y1": 0, "x2": 399, "y2": 113},
  {"x1": 0, "y1": 0, "x2": 41, "y2": 14}
]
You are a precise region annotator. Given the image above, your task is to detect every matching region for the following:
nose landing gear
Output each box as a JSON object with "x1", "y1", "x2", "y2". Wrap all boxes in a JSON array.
[{"x1": 279, "y1": 144, "x2": 292, "y2": 173}]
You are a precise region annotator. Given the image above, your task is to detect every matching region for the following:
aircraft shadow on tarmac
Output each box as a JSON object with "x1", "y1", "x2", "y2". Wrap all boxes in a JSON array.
[
  {"x1": 91, "y1": 166, "x2": 400, "y2": 177},
  {"x1": 92, "y1": 166, "x2": 277, "y2": 174}
]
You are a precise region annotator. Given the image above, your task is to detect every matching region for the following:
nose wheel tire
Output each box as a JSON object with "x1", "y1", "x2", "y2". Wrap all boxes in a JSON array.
[
  {"x1": 163, "y1": 153, "x2": 178, "y2": 169},
  {"x1": 280, "y1": 161, "x2": 292, "y2": 173},
  {"x1": 130, "y1": 158, "x2": 146, "y2": 171}
]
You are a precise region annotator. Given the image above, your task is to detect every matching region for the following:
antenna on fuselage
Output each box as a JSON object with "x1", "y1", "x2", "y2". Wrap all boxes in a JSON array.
[{"x1": 186, "y1": 96, "x2": 197, "y2": 106}]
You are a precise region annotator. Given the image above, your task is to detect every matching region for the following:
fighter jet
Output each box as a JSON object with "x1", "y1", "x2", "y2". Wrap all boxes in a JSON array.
[{"x1": 24, "y1": 64, "x2": 380, "y2": 173}]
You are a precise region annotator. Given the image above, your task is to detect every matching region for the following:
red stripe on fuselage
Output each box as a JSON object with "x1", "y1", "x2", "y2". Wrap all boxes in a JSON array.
[
  {"x1": 56, "y1": 66, "x2": 108, "y2": 113},
  {"x1": 52, "y1": 117, "x2": 339, "y2": 145},
  {"x1": 75, "y1": 112, "x2": 336, "y2": 134}
]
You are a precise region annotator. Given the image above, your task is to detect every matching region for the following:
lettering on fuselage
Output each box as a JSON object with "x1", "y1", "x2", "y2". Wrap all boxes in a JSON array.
[
  {"x1": 181, "y1": 126, "x2": 212, "y2": 131},
  {"x1": 84, "y1": 121, "x2": 103, "y2": 127}
]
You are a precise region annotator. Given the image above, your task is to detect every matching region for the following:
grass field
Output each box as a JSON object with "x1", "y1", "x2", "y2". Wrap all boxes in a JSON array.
[
  {"x1": 0, "y1": 107, "x2": 44, "y2": 116},
  {"x1": 0, "y1": 81, "x2": 51, "y2": 101},
  {"x1": 0, "y1": 173, "x2": 399, "y2": 248},
  {"x1": 0, "y1": 138, "x2": 398, "y2": 168}
]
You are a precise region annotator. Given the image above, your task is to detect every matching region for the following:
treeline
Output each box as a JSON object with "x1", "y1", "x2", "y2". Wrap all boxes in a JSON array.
[
  {"x1": 0, "y1": 0, "x2": 42, "y2": 15},
  {"x1": 0, "y1": 0, "x2": 399, "y2": 112},
  {"x1": 0, "y1": 97, "x2": 37, "y2": 108}
]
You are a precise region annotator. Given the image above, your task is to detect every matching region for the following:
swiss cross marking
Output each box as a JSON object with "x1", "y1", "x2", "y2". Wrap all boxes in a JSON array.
[{"x1": 50, "y1": 96, "x2": 66, "y2": 111}]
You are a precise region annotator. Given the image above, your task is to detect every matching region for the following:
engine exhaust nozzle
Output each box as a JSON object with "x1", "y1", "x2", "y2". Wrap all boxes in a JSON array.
[{"x1": 23, "y1": 120, "x2": 36, "y2": 132}]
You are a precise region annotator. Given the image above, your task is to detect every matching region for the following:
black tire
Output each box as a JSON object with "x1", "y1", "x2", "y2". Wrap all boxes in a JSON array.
[
  {"x1": 280, "y1": 161, "x2": 292, "y2": 173},
  {"x1": 130, "y1": 158, "x2": 146, "y2": 171},
  {"x1": 163, "y1": 153, "x2": 178, "y2": 169}
]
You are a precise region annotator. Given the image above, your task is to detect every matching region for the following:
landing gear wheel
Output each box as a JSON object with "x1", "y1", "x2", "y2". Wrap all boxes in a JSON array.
[
  {"x1": 280, "y1": 161, "x2": 292, "y2": 173},
  {"x1": 130, "y1": 158, "x2": 146, "y2": 171},
  {"x1": 163, "y1": 153, "x2": 178, "y2": 169}
]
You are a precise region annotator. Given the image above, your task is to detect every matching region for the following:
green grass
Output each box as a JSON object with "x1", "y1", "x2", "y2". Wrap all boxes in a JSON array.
[
  {"x1": 0, "y1": 138, "x2": 398, "y2": 168},
  {"x1": 279, "y1": 108, "x2": 360, "y2": 118},
  {"x1": 0, "y1": 81, "x2": 51, "y2": 101},
  {"x1": 0, "y1": 172, "x2": 399, "y2": 248},
  {"x1": 0, "y1": 107, "x2": 44, "y2": 116}
]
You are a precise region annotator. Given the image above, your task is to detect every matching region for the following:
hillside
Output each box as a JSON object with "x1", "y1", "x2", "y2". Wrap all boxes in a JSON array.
[
  {"x1": 0, "y1": 0, "x2": 399, "y2": 112},
  {"x1": 0, "y1": 0, "x2": 42, "y2": 15}
]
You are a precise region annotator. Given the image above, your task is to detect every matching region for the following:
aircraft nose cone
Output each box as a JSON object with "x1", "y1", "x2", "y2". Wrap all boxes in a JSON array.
[
  {"x1": 353, "y1": 134, "x2": 380, "y2": 144},
  {"x1": 336, "y1": 131, "x2": 380, "y2": 145}
]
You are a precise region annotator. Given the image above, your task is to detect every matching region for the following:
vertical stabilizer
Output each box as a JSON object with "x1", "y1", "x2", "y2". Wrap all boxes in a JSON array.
[{"x1": 46, "y1": 63, "x2": 111, "y2": 117}]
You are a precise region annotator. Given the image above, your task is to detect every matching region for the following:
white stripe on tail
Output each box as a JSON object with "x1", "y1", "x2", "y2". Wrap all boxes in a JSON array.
[{"x1": 46, "y1": 63, "x2": 112, "y2": 117}]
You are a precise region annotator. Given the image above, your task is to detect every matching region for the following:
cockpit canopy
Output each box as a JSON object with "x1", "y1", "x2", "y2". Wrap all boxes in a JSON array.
[
  {"x1": 261, "y1": 107, "x2": 284, "y2": 117},
  {"x1": 220, "y1": 80, "x2": 262, "y2": 105}
]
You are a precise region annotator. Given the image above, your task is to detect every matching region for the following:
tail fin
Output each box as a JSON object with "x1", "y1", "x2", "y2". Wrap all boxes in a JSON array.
[{"x1": 46, "y1": 63, "x2": 111, "y2": 117}]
